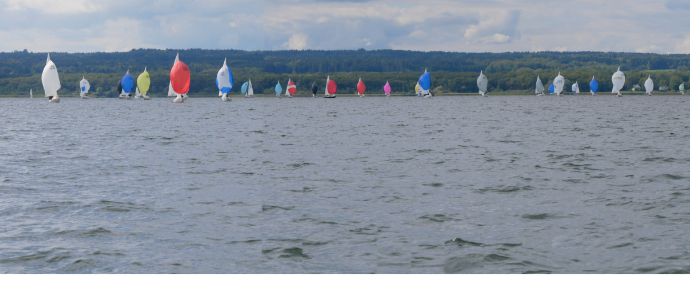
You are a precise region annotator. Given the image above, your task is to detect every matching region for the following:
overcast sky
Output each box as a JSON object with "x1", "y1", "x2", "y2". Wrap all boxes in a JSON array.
[{"x1": 1, "y1": 0, "x2": 689, "y2": 53}]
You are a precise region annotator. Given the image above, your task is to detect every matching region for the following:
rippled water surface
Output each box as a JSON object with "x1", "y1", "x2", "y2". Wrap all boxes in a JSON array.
[{"x1": 2, "y1": 96, "x2": 690, "y2": 273}]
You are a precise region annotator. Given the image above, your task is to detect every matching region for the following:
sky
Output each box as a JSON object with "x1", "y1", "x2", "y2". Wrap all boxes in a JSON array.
[{"x1": 1, "y1": 0, "x2": 690, "y2": 54}]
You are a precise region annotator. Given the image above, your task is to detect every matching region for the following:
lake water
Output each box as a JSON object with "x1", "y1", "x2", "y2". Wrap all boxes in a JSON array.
[{"x1": 1, "y1": 95, "x2": 690, "y2": 273}]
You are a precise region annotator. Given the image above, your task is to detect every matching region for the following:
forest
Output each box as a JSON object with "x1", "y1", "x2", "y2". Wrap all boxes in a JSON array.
[{"x1": 1, "y1": 49, "x2": 690, "y2": 96}]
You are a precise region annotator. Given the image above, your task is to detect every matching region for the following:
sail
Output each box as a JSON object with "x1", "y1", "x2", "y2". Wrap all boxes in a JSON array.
[
  {"x1": 241, "y1": 82, "x2": 249, "y2": 95},
  {"x1": 80, "y1": 76, "x2": 90, "y2": 94},
  {"x1": 170, "y1": 60, "x2": 190, "y2": 94},
  {"x1": 216, "y1": 58, "x2": 233, "y2": 94},
  {"x1": 681, "y1": 83, "x2": 685, "y2": 92},
  {"x1": 121, "y1": 70, "x2": 134, "y2": 94},
  {"x1": 326, "y1": 76, "x2": 337, "y2": 95},
  {"x1": 117, "y1": 79, "x2": 123, "y2": 95},
  {"x1": 415, "y1": 82, "x2": 420, "y2": 95},
  {"x1": 275, "y1": 81, "x2": 282, "y2": 95},
  {"x1": 168, "y1": 53, "x2": 180, "y2": 96},
  {"x1": 287, "y1": 79, "x2": 296, "y2": 95},
  {"x1": 41, "y1": 53, "x2": 61, "y2": 97},
  {"x1": 644, "y1": 76, "x2": 654, "y2": 94},
  {"x1": 311, "y1": 82, "x2": 318, "y2": 94},
  {"x1": 137, "y1": 67, "x2": 150, "y2": 95},
  {"x1": 384, "y1": 81, "x2": 391, "y2": 95},
  {"x1": 612, "y1": 66, "x2": 625, "y2": 93},
  {"x1": 357, "y1": 78, "x2": 366, "y2": 95},
  {"x1": 419, "y1": 69, "x2": 431, "y2": 94},
  {"x1": 576, "y1": 85, "x2": 580, "y2": 94},
  {"x1": 30, "y1": 89, "x2": 32, "y2": 98},
  {"x1": 535, "y1": 76, "x2": 544, "y2": 94},
  {"x1": 553, "y1": 72, "x2": 565, "y2": 94},
  {"x1": 590, "y1": 76, "x2": 598, "y2": 93},
  {"x1": 572, "y1": 82, "x2": 578, "y2": 93},
  {"x1": 477, "y1": 70, "x2": 488, "y2": 93},
  {"x1": 135, "y1": 87, "x2": 141, "y2": 97},
  {"x1": 248, "y1": 79, "x2": 254, "y2": 96},
  {"x1": 548, "y1": 83, "x2": 554, "y2": 93}
]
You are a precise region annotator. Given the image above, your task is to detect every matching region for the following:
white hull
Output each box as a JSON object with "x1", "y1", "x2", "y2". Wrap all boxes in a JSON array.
[
  {"x1": 49, "y1": 97, "x2": 60, "y2": 103},
  {"x1": 324, "y1": 95, "x2": 336, "y2": 98},
  {"x1": 143, "y1": 96, "x2": 152, "y2": 100},
  {"x1": 173, "y1": 94, "x2": 187, "y2": 103},
  {"x1": 424, "y1": 94, "x2": 432, "y2": 98},
  {"x1": 386, "y1": 94, "x2": 390, "y2": 97},
  {"x1": 222, "y1": 94, "x2": 230, "y2": 102},
  {"x1": 81, "y1": 96, "x2": 90, "y2": 99}
]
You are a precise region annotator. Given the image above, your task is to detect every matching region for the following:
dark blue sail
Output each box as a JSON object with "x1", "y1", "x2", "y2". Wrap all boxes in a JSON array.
[{"x1": 548, "y1": 83, "x2": 554, "y2": 93}]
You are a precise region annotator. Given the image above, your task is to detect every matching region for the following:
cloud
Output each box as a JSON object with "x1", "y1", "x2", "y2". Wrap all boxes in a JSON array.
[
  {"x1": 1, "y1": 0, "x2": 100, "y2": 14},
  {"x1": 284, "y1": 34, "x2": 308, "y2": 50},
  {"x1": 464, "y1": 10, "x2": 520, "y2": 43}
]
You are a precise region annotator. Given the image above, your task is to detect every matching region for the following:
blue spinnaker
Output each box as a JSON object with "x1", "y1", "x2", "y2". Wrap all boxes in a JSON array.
[
  {"x1": 275, "y1": 82, "x2": 282, "y2": 95},
  {"x1": 241, "y1": 82, "x2": 249, "y2": 94},
  {"x1": 548, "y1": 83, "x2": 554, "y2": 93},
  {"x1": 590, "y1": 77, "x2": 599, "y2": 93},
  {"x1": 122, "y1": 71, "x2": 134, "y2": 93},
  {"x1": 419, "y1": 71, "x2": 431, "y2": 90}
]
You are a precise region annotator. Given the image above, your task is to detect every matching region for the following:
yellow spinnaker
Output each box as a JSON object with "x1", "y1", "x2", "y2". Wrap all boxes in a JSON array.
[{"x1": 137, "y1": 67, "x2": 151, "y2": 95}]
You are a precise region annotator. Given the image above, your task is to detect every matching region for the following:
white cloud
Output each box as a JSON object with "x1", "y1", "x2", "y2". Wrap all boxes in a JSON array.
[
  {"x1": 1, "y1": 0, "x2": 100, "y2": 14},
  {"x1": 464, "y1": 10, "x2": 520, "y2": 42},
  {"x1": 284, "y1": 34, "x2": 308, "y2": 50}
]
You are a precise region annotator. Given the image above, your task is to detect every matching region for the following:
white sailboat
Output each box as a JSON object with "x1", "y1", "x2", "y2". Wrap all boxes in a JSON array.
[
  {"x1": 42, "y1": 53, "x2": 61, "y2": 103},
  {"x1": 30, "y1": 89, "x2": 33, "y2": 98},
  {"x1": 553, "y1": 72, "x2": 565, "y2": 96},
  {"x1": 324, "y1": 75, "x2": 337, "y2": 98},
  {"x1": 168, "y1": 53, "x2": 179, "y2": 98},
  {"x1": 477, "y1": 70, "x2": 488, "y2": 97},
  {"x1": 135, "y1": 87, "x2": 141, "y2": 98},
  {"x1": 247, "y1": 79, "x2": 254, "y2": 98},
  {"x1": 612, "y1": 66, "x2": 625, "y2": 97},
  {"x1": 571, "y1": 82, "x2": 579, "y2": 95},
  {"x1": 535, "y1": 76, "x2": 545, "y2": 96},
  {"x1": 216, "y1": 58, "x2": 233, "y2": 101},
  {"x1": 80, "y1": 76, "x2": 90, "y2": 99},
  {"x1": 644, "y1": 75, "x2": 654, "y2": 96}
]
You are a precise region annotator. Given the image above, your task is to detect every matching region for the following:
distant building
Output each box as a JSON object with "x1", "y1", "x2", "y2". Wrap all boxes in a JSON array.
[
  {"x1": 659, "y1": 85, "x2": 668, "y2": 91},
  {"x1": 632, "y1": 84, "x2": 641, "y2": 91}
]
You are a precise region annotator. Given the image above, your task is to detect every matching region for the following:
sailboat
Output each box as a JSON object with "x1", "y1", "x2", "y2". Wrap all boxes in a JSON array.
[
  {"x1": 612, "y1": 66, "x2": 625, "y2": 97},
  {"x1": 275, "y1": 81, "x2": 282, "y2": 98},
  {"x1": 216, "y1": 58, "x2": 233, "y2": 102},
  {"x1": 241, "y1": 81, "x2": 248, "y2": 97},
  {"x1": 243, "y1": 79, "x2": 254, "y2": 98},
  {"x1": 548, "y1": 82, "x2": 554, "y2": 94},
  {"x1": 535, "y1": 76, "x2": 545, "y2": 96},
  {"x1": 80, "y1": 76, "x2": 90, "y2": 99},
  {"x1": 419, "y1": 69, "x2": 431, "y2": 98},
  {"x1": 553, "y1": 72, "x2": 565, "y2": 96},
  {"x1": 171, "y1": 57, "x2": 190, "y2": 103},
  {"x1": 42, "y1": 53, "x2": 61, "y2": 103},
  {"x1": 384, "y1": 81, "x2": 391, "y2": 97},
  {"x1": 415, "y1": 82, "x2": 421, "y2": 96},
  {"x1": 324, "y1": 76, "x2": 337, "y2": 98},
  {"x1": 311, "y1": 82, "x2": 318, "y2": 97},
  {"x1": 137, "y1": 67, "x2": 151, "y2": 100},
  {"x1": 571, "y1": 82, "x2": 579, "y2": 95},
  {"x1": 680, "y1": 83, "x2": 685, "y2": 95},
  {"x1": 168, "y1": 53, "x2": 180, "y2": 98},
  {"x1": 357, "y1": 78, "x2": 366, "y2": 97},
  {"x1": 644, "y1": 75, "x2": 654, "y2": 96},
  {"x1": 119, "y1": 70, "x2": 134, "y2": 99},
  {"x1": 286, "y1": 79, "x2": 296, "y2": 98},
  {"x1": 477, "y1": 70, "x2": 488, "y2": 97},
  {"x1": 590, "y1": 76, "x2": 598, "y2": 95},
  {"x1": 30, "y1": 89, "x2": 33, "y2": 98}
]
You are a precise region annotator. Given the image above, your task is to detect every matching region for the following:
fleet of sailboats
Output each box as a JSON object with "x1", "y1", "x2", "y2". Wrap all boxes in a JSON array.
[
  {"x1": 644, "y1": 76, "x2": 654, "y2": 96},
  {"x1": 80, "y1": 77, "x2": 90, "y2": 99},
  {"x1": 42, "y1": 53, "x2": 61, "y2": 103},
  {"x1": 477, "y1": 70, "x2": 488, "y2": 97}
]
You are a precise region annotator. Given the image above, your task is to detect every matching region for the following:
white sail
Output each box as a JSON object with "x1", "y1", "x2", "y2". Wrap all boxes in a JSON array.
[
  {"x1": 248, "y1": 79, "x2": 254, "y2": 96},
  {"x1": 325, "y1": 76, "x2": 330, "y2": 96},
  {"x1": 535, "y1": 76, "x2": 544, "y2": 94},
  {"x1": 644, "y1": 75, "x2": 654, "y2": 95},
  {"x1": 41, "y1": 53, "x2": 61, "y2": 98},
  {"x1": 612, "y1": 66, "x2": 625, "y2": 95},
  {"x1": 553, "y1": 72, "x2": 565, "y2": 95},
  {"x1": 572, "y1": 82, "x2": 579, "y2": 94},
  {"x1": 30, "y1": 89, "x2": 33, "y2": 98},
  {"x1": 80, "y1": 76, "x2": 90, "y2": 97},
  {"x1": 477, "y1": 70, "x2": 488, "y2": 96},
  {"x1": 135, "y1": 87, "x2": 141, "y2": 97},
  {"x1": 168, "y1": 53, "x2": 179, "y2": 97},
  {"x1": 217, "y1": 58, "x2": 232, "y2": 95}
]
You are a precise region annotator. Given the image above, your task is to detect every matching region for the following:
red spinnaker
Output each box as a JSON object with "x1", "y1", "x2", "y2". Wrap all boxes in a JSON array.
[
  {"x1": 327, "y1": 79, "x2": 337, "y2": 94},
  {"x1": 357, "y1": 80, "x2": 366, "y2": 94},
  {"x1": 287, "y1": 80, "x2": 296, "y2": 95},
  {"x1": 171, "y1": 60, "x2": 190, "y2": 94}
]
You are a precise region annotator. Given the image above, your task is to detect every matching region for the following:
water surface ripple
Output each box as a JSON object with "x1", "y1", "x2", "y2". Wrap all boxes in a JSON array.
[{"x1": 1, "y1": 96, "x2": 690, "y2": 273}]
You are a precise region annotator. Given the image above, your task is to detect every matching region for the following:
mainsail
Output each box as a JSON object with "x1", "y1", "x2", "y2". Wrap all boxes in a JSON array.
[
  {"x1": 41, "y1": 53, "x2": 61, "y2": 100},
  {"x1": 535, "y1": 76, "x2": 544, "y2": 95},
  {"x1": 248, "y1": 79, "x2": 254, "y2": 96},
  {"x1": 168, "y1": 53, "x2": 180, "y2": 97}
]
